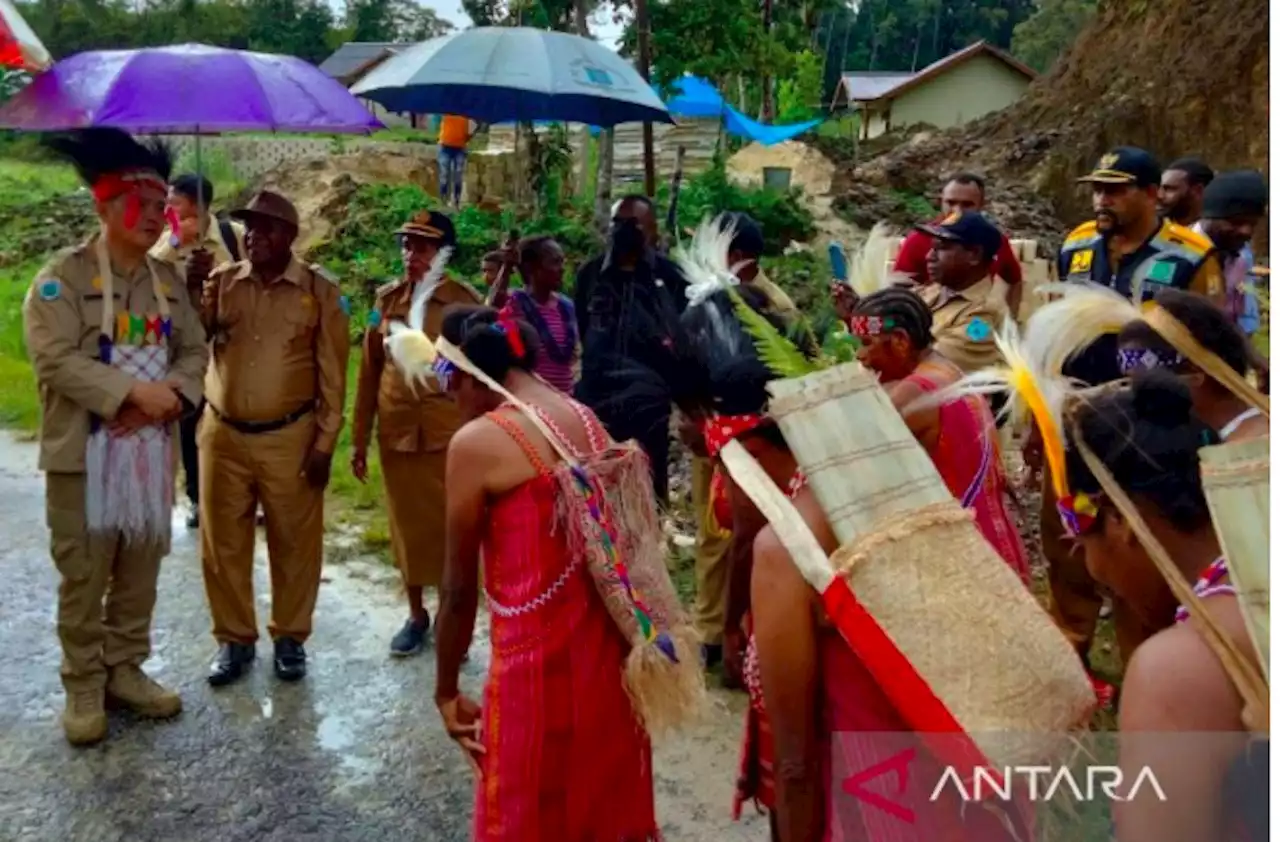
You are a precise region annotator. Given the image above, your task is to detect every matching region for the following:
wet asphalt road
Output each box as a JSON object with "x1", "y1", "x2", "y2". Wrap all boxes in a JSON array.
[{"x1": 0, "y1": 434, "x2": 767, "y2": 842}]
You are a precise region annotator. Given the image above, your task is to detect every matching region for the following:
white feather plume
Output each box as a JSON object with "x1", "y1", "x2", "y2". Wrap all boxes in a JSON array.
[
  {"x1": 848, "y1": 222, "x2": 914, "y2": 297},
  {"x1": 901, "y1": 316, "x2": 1076, "y2": 498},
  {"x1": 1023, "y1": 281, "x2": 1142, "y2": 376},
  {"x1": 387, "y1": 245, "x2": 454, "y2": 394},
  {"x1": 678, "y1": 215, "x2": 751, "y2": 308}
]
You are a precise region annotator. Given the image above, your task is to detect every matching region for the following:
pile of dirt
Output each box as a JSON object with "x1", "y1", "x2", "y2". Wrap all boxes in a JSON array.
[
  {"x1": 243, "y1": 147, "x2": 439, "y2": 252},
  {"x1": 841, "y1": 0, "x2": 1269, "y2": 253},
  {"x1": 0, "y1": 191, "x2": 96, "y2": 268}
]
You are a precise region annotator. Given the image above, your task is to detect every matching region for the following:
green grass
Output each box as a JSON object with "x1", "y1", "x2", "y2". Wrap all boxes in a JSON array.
[
  {"x1": 0, "y1": 259, "x2": 39, "y2": 433},
  {"x1": 0, "y1": 159, "x2": 79, "y2": 201}
]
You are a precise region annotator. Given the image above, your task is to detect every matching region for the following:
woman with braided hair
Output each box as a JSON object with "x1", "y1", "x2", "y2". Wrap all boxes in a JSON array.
[{"x1": 851, "y1": 287, "x2": 1029, "y2": 582}]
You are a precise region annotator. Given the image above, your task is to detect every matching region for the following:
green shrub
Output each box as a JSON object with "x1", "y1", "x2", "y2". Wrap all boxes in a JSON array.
[{"x1": 660, "y1": 159, "x2": 816, "y2": 254}]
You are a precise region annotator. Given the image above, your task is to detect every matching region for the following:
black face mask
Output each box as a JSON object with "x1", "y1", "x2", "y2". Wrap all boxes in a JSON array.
[{"x1": 610, "y1": 219, "x2": 646, "y2": 256}]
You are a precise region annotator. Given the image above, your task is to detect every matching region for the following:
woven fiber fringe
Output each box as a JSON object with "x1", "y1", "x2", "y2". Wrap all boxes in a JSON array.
[
  {"x1": 1200, "y1": 438, "x2": 1270, "y2": 685},
  {"x1": 830, "y1": 501, "x2": 1095, "y2": 768},
  {"x1": 552, "y1": 444, "x2": 707, "y2": 736},
  {"x1": 85, "y1": 427, "x2": 174, "y2": 549}
]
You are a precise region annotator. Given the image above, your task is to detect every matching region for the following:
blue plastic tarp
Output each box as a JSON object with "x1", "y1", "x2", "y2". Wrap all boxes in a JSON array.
[
  {"x1": 665, "y1": 75, "x2": 726, "y2": 118},
  {"x1": 585, "y1": 75, "x2": 821, "y2": 146}
]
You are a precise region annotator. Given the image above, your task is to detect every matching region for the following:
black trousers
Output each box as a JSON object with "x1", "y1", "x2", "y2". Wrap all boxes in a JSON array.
[
  {"x1": 179, "y1": 401, "x2": 202, "y2": 506},
  {"x1": 636, "y1": 424, "x2": 671, "y2": 507}
]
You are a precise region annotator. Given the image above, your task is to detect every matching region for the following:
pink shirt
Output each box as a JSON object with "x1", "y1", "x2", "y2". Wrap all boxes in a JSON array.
[{"x1": 507, "y1": 291, "x2": 577, "y2": 394}]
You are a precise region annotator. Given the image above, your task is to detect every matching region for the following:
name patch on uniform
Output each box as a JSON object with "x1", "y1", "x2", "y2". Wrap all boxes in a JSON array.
[
  {"x1": 1145, "y1": 260, "x2": 1176, "y2": 285},
  {"x1": 966, "y1": 317, "x2": 992, "y2": 342},
  {"x1": 1069, "y1": 250, "x2": 1093, "y2": 274},
  {"x1": 367, "y1": 309, "x2": 382, "y2": 328},
  {"x1": 339, "y1": 295, "x2": 351, "y2": 316},
  {"x1": 38, "y1": 279, "x2": 61, "y2": 301}
]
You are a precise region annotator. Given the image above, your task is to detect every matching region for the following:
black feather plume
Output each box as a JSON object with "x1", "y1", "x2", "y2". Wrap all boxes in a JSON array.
[{"x1": 43, "y1": 128, "x2": 174, "y2": 186}]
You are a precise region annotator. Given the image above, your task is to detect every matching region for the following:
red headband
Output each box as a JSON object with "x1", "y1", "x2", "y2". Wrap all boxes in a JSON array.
[
  {"x1": 702, "y1": 412, "x2": 769, "y2": 458},
  {"x1": 90, "y1": 170, "x2": 167, "y2": 230},
  {"x1": 847, "y1": 315, "x2": 898, "y2": 340}
]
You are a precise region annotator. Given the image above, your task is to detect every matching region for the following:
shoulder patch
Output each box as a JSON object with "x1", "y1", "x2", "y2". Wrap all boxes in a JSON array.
[
  {"x1": 310, "y1": 263, "x2": 339, "y2": 284},
  {"x1": 339, "y1": 294, "x2": 351, "y2": 316},
  {"x1": 1068, "y1": 249, "x2": 1093, "y2": 274},
  {"x1": 367, "y1": 309, "x2": 382, "y2": 328},
  {"x1": 1063, "y1": 220, "x2": 1099, "y2": 244},
  {"x1": 37, "y1": 278, "x2": 62, "y2": 302},
  {"x1": 965, "y1": 316, "x2": 992, "y2": 342}
]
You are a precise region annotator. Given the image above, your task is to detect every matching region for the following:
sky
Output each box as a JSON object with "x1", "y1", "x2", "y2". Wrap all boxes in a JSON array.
[{"x1": 371, "y1": 1, "x2": 627, "y2": 49}]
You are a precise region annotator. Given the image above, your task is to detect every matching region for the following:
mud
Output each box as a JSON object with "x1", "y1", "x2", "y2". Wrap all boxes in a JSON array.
[{"x1": 0, "y1": 434, "x2": 766, "y2": 842}]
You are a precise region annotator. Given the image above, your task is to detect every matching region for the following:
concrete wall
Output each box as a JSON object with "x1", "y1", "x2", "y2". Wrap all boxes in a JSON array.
[
  {"x1": 862, "y1": 55, "x2": 1030, "y2": 138},
  {"x1": 162, "y1": 136, "x2": 435, "y2": 180}
]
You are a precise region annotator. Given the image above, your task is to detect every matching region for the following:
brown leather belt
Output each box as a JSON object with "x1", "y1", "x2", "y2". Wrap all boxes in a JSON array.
[{"x1": 209, "y1": 402, "x2": 313, "y2": 435}]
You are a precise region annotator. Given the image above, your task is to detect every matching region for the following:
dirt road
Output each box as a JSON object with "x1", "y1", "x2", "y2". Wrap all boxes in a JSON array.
[{"x1": 0, "y1": 434, "x2": 767, "y2": 842}]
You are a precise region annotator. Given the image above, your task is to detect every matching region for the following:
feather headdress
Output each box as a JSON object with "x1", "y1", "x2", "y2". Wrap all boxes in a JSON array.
[
  {"x1": 1023, "y1": 281, "x2": 1141, "y2": 378},
  {"x1": 676, "y1": 214, "x2": 750, "y2": 308},
  {"x1": 848, "y1": 222, "x2": 914, "y2": 298},
  {"x1": 904, "y1": 317, "x2": 1075, "y2": 502},
  {"x1": 44, "y1": 128, "x2": 173, "y2": 188},
  {"x1": 1026, "y1": 281, "x2": 1269, "y2": 415},
  {"x1": 386, "y1": 245, "x2": 454, "y2": 393}
]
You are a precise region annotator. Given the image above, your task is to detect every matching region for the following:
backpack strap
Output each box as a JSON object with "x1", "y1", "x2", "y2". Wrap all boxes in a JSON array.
[
  {"x1": 218, "y1": 219, "x2": 241, "y2": 262},
  {"x1": 486, "y1": 409, "x2": 551, "y2": 476}
]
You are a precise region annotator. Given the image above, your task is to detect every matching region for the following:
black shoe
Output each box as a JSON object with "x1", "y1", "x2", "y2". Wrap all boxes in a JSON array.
[
  {"x1": 207, "y1": 642, "x2": 255, "y2": 687},
  {"x1": 273, "y1": 637, "x2": 307, "y2": 682},
  {"x1": 186, "y1": 510, "x2": 199, "y2": 529},
  {"x1": 701, "y1": 643, "x2": 723, "y2": 670},
  {"x1": 389, "y1": 618, "x2": 430, "y2": 658}
]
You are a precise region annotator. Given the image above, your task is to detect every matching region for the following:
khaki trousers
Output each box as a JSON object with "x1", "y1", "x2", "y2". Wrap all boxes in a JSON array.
[
  {"x1": 45, "y1": 472, "x2": 167, "y2": 693},
  {"x1": 1040, "y1": 474, "x2": 1164, "y2": 669},
  {"x1": 380, "y1": 446, "x2": 447, "y2": 589},
  {"x1": 198, "y1": 410, "x2": 324, "y2": 645},
  {"x1": 691, "y1": 456, "x2": 733, "y2": 645}
]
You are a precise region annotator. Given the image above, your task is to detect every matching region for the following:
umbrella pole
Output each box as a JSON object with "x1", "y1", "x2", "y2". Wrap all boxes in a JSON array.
[{"x1": 195, "y1": 133, "x2": 205, "y2": 224}]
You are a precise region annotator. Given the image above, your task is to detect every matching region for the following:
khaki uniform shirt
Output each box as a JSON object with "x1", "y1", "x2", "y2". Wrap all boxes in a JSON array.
[
  {"x1": 912, "y1": 277, "x2": 1004, "y2": 373},
  {"x1": 202, "y1": 257, "x2": 351, "y2": 454},
  {"x1": 150, "y1": 216, "x2": 245, "y2": 279},
  {"x1": 23, "y1": 237, "x2": 209, "y2": 472},
  {"x1": 352, "y1": 276, "x2": 482, "y2": 454}
]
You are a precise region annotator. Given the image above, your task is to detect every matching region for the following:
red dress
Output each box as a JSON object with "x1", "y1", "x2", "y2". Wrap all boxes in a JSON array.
[
  {"x1": 476, "y1": 410, "x2": 658, "y2": 841},
  {"x1": 905, "y1": 359, "x2": 1030, "y2": 584}
]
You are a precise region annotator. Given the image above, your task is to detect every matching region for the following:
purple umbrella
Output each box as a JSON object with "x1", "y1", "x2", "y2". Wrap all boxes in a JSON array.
[{"x1": 0, "y1": 43, "x2": 383, "y2": 133}]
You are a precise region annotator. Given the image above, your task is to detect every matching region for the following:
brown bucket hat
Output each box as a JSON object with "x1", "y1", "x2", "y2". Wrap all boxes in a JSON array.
[{"x1": 231, "y1": 190, "x2": 300, "y2": 229}]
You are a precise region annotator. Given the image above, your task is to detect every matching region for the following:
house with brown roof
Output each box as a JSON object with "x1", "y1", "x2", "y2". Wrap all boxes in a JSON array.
[
  {"x1": 319, "y1": 42, "x2": 425, "y2": 128},
  {"x1": 830, "y1": 41, "x2": 1035, "y2": 140}
]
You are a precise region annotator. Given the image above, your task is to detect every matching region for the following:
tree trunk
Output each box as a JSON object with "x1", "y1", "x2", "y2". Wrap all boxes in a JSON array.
[
  {"x1": 760, "y1": 0, "x2": 774, "y2": 121},
  {"x1": 634, "y1": 0, "x2": 656, "y2": 196},
  {"x1": 573, "y1": 0, "x2": 592, "y2": 199},
  {"x1": 594, "y1": 128, "x2": 615, "y2": 241}
]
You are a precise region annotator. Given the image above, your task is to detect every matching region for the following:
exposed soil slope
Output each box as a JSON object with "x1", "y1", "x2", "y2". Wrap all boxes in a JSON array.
[{"x1": 842, "y1": 0, "x2": 1269, "y2": 251}]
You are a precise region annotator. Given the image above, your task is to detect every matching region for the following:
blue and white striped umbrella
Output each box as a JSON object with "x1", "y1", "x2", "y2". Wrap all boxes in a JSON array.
[{"x1": 350, "y1": 27, "x2": 672, "y2": 128}]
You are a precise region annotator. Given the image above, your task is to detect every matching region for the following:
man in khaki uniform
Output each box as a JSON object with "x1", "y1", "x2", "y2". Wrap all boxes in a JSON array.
[
  {"x1": 351, "y1": 210, "x2": 481, "y2": 657},
  {"x1": 195, "y1": 190, "x2": 351, "y2": 686},
  {"x1": 24, "y1": 129, "x2": 208, "y2": 746},
  {"x1": 905, "y1": 210, "x2": 1008, "y2": 374},
  {"x1": 150, "y1": 173, "x2": 245, "y2": 529}
]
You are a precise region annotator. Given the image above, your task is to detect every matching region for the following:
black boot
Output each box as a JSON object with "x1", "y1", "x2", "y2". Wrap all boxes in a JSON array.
[
  {"x1": 273, "y1": 637, "x2": 307, "y2": 682},
  {"x1": 207, "y1": 642, "x2": 255, "y2": 687}
]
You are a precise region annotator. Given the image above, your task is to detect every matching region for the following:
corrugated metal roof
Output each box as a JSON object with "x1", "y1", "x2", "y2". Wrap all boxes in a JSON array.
[
  {"x1": 837, "y1": 72, "x2": 915, "y2": 101},
  {"x1": 318, "y1": 42, "x2": 405, "y2": 79}
]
